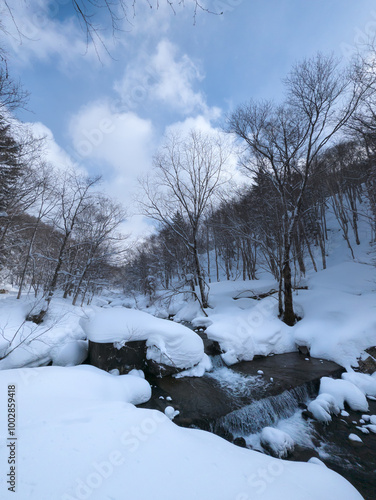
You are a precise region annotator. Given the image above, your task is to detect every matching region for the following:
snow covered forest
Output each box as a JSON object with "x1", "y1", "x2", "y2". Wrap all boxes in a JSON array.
[{"x1": 1, "y1": 3, "x2": 376, "y2": 500}]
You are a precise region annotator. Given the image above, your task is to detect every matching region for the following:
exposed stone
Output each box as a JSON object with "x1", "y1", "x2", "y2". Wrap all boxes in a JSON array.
[
  {"x1": 296, "y1": 344, "x2": 310, "y2": 356},
  {"x1": 146, "y1": 359, "x2": 181, "y2": 378},
  {"x1": 233, "y1": 437, "x2": 247, "y2": 448},
  {"x1": 89, "y1": 340, "x2": 147, "y2": 375},
  {"x1": 357, "y1": 347, "x2": 376, "y2": 374}
]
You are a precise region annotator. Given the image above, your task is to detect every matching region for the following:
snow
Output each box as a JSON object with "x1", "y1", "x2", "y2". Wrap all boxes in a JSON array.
[
  {"x1": 260, "y1": 426, "x2": 295, "y2": 458},
  {"x1": 189, "y1": 258, "x2": 376, "y2": 369},
  {"x1": 179, "y1": 208, "x2": 376, "y2": 370},
  {"x1": 164, "y1": 406, "x2": 180, "y2": 420},
  {"x1": 195, "y1": 292, "x2": 296, "y2": 364},
  {"x1": 82, "y1": 307, "x2": 204, "y2": 370},
  {"x1": 308, "y1": 376, "x2": 371, "y2": 424},
  {"x1": 342, "y1": 371, "x2": 376, "y2": 397},
  {"x1": 364, "y1": 424, "x2": 376, "y2": 433},
  {"x1": 348, "y1": 433, "x2": 363, "y2": 443},
  {"x1": 51, "y1": 339, "x2": 88, "y2": 366},
  {"x1": 0, "y1": 295, "x2": 87, "y2": 370},
  {"x1": 0, "y1": 367, "x2": 363, "y2": 500},
  {"x1": 174, "y1": 353, "x2": 213, "y2": 378},
  {"x1": 308, "y1": 457, "x2": 327, "y2": 467},
  {"x1": 319, "y1": 377, "x2": 369, "y2": 412},
  {"x1": 307, "y1": 393, "x2": 340, "y2": 423}
]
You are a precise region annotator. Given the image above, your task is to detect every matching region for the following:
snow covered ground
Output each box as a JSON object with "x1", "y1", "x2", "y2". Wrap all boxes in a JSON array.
[
  {"x1": 0, "y1": 202, "x2": 374, "y2": 499},
  {"x1": 188, "y1": 213, "x2": 376, "y2": 370},
  {"x1": 0, "y1": 366, "x2": 363, "y2": 499},
  {"x1": 0, "y1": 295, "x2": 88, "y2": 370}
]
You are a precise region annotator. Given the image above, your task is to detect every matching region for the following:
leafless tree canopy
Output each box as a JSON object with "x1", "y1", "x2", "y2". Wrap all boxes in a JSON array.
[
  {"x1": 1, "y1": 0, "x2": 220, "y2": 50},
  {"x1": 140, "y1": 130, "x2": 231, "y2": 309}
]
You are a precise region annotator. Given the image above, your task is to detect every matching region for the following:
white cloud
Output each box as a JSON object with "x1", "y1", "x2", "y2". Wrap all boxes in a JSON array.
[
  {"x1": 27, "y1": 122, "x2": 79, "y2": 171},
  {"x1": 68, "y1": 100, "x2": 156, "y2": 203},
  {"x1": 1, "y1": 1, "x2": 112, "y2": 69},
  {"x1": 115, "y1": 39, "x2": 210, "y2": 116}
]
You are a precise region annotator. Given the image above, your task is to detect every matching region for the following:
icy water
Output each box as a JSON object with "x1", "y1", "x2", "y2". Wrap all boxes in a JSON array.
[{"x1": 139, "y1": 352, "x2": 376, "y2": 499}]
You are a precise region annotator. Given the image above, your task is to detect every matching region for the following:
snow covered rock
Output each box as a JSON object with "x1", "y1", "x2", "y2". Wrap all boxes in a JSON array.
[
  {"x1": 164, "y1": 406, "x2": 180, "y2": 420},
  {"x1": 342, "y1": 372, "x2": 376, "y2": 398},
  {"x1": 307, "y1": 393, "x2": 340, "y2": 423},
  {"x1": 82, "y1": 308, "x2": 204, "y2": 376},
  {"x1": 319, "y1": 377, "x2": 369, "y2": 412},
  {"x1": 348, "y1": 433, "x2": 363, "y2": 443},
  {"x1": 260, "y1": 426, "x2": 295, "y2": 458}
]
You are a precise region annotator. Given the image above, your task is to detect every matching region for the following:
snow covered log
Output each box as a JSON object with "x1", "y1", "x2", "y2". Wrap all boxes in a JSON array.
[{"x1": 82, "y1": 308, "x2": 205, "y2": 377}]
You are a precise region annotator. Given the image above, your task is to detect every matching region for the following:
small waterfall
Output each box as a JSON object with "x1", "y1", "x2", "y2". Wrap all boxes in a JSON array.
[
  {"x1": 214, "y1": 382, "x2": 316, "y2": 436},
  {"x1": 210, "y1": 355, "x2": 226, "y2": 369}
]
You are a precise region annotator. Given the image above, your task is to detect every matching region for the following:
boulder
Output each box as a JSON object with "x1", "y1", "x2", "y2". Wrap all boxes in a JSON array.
[{"x1": 89, "y1": 340, "x2": 147, "y2": 375}]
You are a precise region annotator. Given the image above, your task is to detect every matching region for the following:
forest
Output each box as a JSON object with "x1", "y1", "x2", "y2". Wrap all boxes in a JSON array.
[{"x1": 1, "y1": 3, "x2": 376, "y2": 500}]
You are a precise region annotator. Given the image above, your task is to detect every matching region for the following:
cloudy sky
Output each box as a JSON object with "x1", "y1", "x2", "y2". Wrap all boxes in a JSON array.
[{"x1": 2, "y1": 0, "x2": 376, "y2": 236}]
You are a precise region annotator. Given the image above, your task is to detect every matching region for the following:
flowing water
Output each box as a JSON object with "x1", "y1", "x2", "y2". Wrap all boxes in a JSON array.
[{"x1": 139, "y1": 351, "x2": 375, "y2": 499}]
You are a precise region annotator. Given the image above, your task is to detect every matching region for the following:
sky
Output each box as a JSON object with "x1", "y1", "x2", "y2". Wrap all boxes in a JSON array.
[{"x1": 1, "y1": 0, "x2": 376, "y2": 238}]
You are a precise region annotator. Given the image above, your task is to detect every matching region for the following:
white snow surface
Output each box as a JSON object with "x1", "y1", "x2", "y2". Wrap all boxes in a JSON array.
[
  {"x1": 342, "y1": 371, "x2": 376, "y2": 397},
  {"x1": 319, "y1": 377, "x2": 369, "y2": 412},
  {"x1": 307, "y1": 393, "x2": 341, "y2": 423},
  {"x1": 193, "y1": 258, "x2": 376, "y2": 368},
  {"x1": 348, "y1": 433, "x2": 363, "y2": 443},
  {"x1": 260, "y1": 426, "x2": 295, "y2": 458},
  {"x1": 82, "y1": 307, "x2": 204, "y2": 370},
  {"x1": 0, "y1": 366, "x2": 363, "y2": 500},
  {"x1": 0, "y1": 295, "x2": 87, "y2": 370}
]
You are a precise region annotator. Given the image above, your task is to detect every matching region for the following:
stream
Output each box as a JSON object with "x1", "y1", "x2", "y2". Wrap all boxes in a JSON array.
[{"x1": 138, "y1": 340, "x2": 376, "y2": 499}]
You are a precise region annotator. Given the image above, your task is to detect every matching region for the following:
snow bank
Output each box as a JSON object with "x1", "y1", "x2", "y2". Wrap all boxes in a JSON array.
[
  {"x1": 195, "y1": 290, "x2": 295, "y2": 364},
  {"x1": 0, "y1": 367, "x2": 363, "y2": 500},
  {"x1": 0, "y1": 295, "x2": 87, "y2": 370},
  {"x1": 293, "y1": 261, "x2": 376, "y2": 369},
  {"x1": 82, "y1": 307, "x2": 204, "y2": 370}
]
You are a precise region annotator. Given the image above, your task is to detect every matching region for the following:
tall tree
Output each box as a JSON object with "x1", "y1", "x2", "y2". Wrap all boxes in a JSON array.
[
  {"x1": 140, "y1": 130, "x2": 230, "y2": 309},
  {"x1": 228, "y1": 53, "x2": 373, "y2": 325}
]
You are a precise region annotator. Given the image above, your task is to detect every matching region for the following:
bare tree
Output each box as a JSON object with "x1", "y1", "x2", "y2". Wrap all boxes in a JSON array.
[
  {"x1": 28, "y1": 171, "x2": 100, "y2": 323},
  {"x1": 70, "y1": 194, "x2": 126, "y2": 306},
  {"x1": 228, "y1": 53, "x2": 373, "y2": 325},
  {"x1": 16, "y1": 163, "x2": 57, "y2": 299},
  {"x1": 1, "y1": 0, "x2": 221, "y2": 53},
  {"x1": 140, "y1": 129, "x2": 230, "y2": 309}
]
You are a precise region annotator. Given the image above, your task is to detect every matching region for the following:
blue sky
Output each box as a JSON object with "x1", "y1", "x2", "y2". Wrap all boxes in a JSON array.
[{"x1": 2, "y1": 0, "x2": 376, "y2": 236}]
